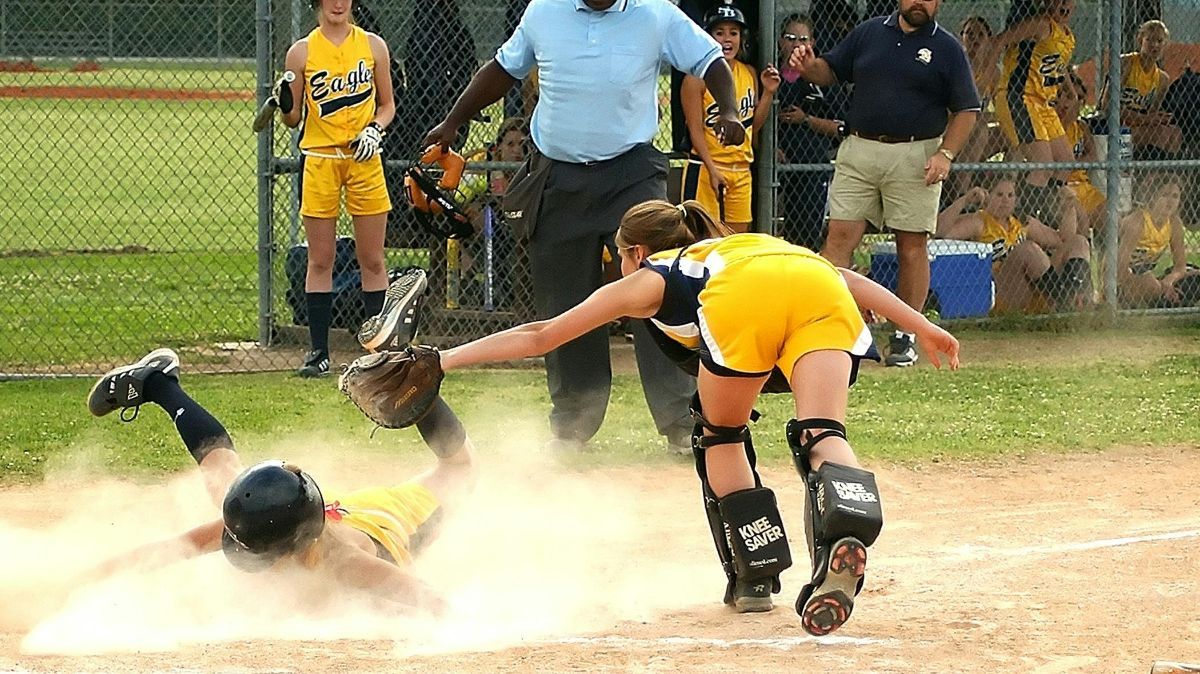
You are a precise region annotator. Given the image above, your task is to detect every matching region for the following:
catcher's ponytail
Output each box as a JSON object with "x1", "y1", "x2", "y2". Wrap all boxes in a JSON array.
[{"x1": 616, "y1": 200, "x2": 732, "y2": 254}]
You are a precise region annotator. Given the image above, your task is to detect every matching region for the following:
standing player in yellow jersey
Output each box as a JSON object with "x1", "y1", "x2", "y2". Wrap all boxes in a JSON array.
[
  {"x1": 410, "y1": 200, "x2": 959, "y2": 636},
  {"x1": 278, "y1": 0, "x2": 397, "y2": 378},
  {"x1": 1117, "y1": 174, "x2": 1200, "y2": 306},
  {"x1": 79, "y1": 346, "x2": 475, "y2": 611},
  {"x1": 680, "y1": 3, "x2": 779, "y2": 232},
  {"x1": 993, "y1": 0, "x2": 1075, "y2": 221},
  {"x1": 1101, "y1": 20, "x2": 1182, "y2": 159}
]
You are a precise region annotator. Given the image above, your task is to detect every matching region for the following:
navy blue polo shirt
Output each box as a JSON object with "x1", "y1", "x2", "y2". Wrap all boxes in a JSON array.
[{"x1": 823, "y1": 13, "x2": 980, "y2": 139}]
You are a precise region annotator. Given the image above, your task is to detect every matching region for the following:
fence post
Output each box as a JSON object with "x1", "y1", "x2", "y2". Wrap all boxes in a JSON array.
[
  {"x1": 756, "y1": 0, "x2": 777, "y2": 236},
  {"x1": 256, "y1": 0, "x2": 274, "y2": 347},
  {"x1": 1102, "y1": 0, "x2": 1122, "y2": 309}
]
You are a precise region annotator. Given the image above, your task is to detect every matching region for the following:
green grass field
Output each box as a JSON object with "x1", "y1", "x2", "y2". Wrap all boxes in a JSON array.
[{"x1": 2, "y1": 327, "x2": 1197, "y2": 483}]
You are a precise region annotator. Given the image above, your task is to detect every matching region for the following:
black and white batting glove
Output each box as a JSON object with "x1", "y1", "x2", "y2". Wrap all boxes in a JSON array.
[
  {"x1": 350, "y1": 122, "x2": 384, "y2": 162},
  {"x1": 271, "y1": 72, "x2": 295, "y2": 113}
]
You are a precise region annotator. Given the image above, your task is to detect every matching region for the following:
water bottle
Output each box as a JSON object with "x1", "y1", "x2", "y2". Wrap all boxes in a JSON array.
[{"x1": 1118, "y1": 126, "x2": 1134, "y2": 214}]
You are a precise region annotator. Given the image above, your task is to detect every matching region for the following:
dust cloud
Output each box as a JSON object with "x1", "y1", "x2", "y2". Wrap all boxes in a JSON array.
[{"x1": 1, "y1": 416, "x2": 716, "y2": 658}]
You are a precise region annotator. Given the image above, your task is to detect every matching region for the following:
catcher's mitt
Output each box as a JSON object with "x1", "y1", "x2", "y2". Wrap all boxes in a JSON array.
[{"x1": 339, "y1": 346, "x2": 444, "y2": 429}]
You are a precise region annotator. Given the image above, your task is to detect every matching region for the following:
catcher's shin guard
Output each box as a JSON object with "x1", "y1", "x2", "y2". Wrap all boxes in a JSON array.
[
  {"x1": 787, "y1": 418, "x2": 883, "y2": 636},
  {"x1": 691, "y1": 395, "x2": 792, "y2": 612}
]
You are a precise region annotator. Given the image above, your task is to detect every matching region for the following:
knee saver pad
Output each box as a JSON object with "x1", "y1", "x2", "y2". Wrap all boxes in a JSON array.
[
  {"x1": 809, "y1": 462, "x2": 883, "y2": 547},
  {"x1": 718, "y1": 487, "x2": 793, "y2": 584}
]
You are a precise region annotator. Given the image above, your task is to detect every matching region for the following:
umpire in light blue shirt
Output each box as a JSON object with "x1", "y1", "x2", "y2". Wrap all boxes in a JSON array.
[{"x1": 423, "y1": 0, "x2": 746, "y2": 453}]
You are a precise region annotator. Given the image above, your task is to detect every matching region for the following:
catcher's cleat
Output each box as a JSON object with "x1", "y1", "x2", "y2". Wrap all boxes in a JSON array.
[
  {"x1": 297, "y1": 350, "x2": 330, "y2": 378},
  {"x1": 732, "y1": 578, "x2": 774, "y2": 613},
  {"x1": 358, "y1": 268, "x2": 428, "y2": 352},
  {"x1": 796, "y1": 536, "x2": 868, "y2": 636},
  {"x1": 87, "y1": 348, "x2": 180, "y2": 420}
]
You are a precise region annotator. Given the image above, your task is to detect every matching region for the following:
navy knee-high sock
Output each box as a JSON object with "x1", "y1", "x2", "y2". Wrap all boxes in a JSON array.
[
  {"x1": 143, "y1": 373, "x2": 232, "y2": 464},
  {"x1": 416, "y1": 397, "x2": 466, "y2": 458},
  {"x1": 363, "y1": 289, "x2": 385, "y2": 317},
  {"x1": 307, "y1": 291, "x2": 333, "y2": 355}
]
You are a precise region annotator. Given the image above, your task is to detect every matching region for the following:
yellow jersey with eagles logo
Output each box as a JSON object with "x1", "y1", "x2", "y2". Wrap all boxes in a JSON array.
[
  {"x1": 1118, "y1": 53, "x2": 1163, "y2": 115},
  {"x1": 1129, "y1": 209, "x2": 1172, "y2": 275},
  {"x1": 301, "y1": 25, "x2": 377, "y2": 151},
  {"x1": 977, "y1": 209, "x2": 1027, "y2": 263},
  {"x1": 1000, "y1": 19, "x2": 1075, "y2": 102},
  {"x1": 699, "y1": 59, "x2": 757, "y2": 166}
]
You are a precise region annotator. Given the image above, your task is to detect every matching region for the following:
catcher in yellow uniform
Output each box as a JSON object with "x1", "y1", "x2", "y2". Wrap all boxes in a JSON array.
[
  {"x1": 1117, "y1": 174, "x2": 1200, "y2": 307},
  {"x1": 79, "y1": 346, "x2": 475, "y2": 612},
  {"x1": 277, "y1": 0, "x2": 396, "y2": 378},
  {"x1": 411, "y1": 200, "x2": 960, "y2": 637},
  {"x1": 679, "y1": 3, "x2": 779, "y2": 232}
]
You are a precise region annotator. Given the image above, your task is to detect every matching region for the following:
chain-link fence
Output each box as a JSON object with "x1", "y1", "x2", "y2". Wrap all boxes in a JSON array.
[{"x1": 2, "y1": 0, "x2": 1198, "y2": 376}]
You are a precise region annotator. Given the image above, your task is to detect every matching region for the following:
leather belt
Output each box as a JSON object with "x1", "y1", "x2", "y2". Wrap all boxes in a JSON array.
[{"x1": 850, "y1": 130, "x2": 940, "y2": 144}]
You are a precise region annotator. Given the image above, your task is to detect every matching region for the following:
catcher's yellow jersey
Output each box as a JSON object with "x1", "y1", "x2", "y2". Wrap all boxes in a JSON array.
[
  {"x1": 1119, "y1": 53, "x2": 1163, "y2": 115},
  {"x1": 699, "y1": 59, "x2": 757, "y2": 165},
  {"x1": 300, "y1": 482, "x2": 442, "y2": 568},
  {"x1": 1129, "y1": 209, "x2": 1172, "y2": 274},
  {"x1": 1000, "y1": 19, "x2": 1075, "y2": 101},
  {"x1": 1064, "y1": 119, "x2": 1089, "y2": 185},
  {"x1": 978, "y1": 210, "x2": 1027, "y2": 262},
  {"x1": 301, "y1": 25, "x2": 377, "y2": 150}
]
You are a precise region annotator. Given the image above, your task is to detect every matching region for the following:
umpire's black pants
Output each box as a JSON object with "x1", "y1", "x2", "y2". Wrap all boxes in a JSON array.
[{"x1": 530, "y1": 145, "x2": 695, "y2": 445}]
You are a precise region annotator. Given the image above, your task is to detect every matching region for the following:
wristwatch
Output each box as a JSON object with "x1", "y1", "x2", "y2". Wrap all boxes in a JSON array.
[{"x1": 937, "y1": 147, "x2": 956, "y2": 162}]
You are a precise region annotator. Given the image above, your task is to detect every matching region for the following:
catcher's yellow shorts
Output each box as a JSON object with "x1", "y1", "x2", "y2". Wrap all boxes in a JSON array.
[
  {"x1": 1069, "y1": 179, "x2": 1105, "y2": 215},
  {"x1": 681, "y1": 159, "x2": 753, "y2": 225},
  {"x1": 698, "y1": 251, "x2": 870, "y2": 382},
  {"x1": 994, "y1": 92, "x2": 1065, "y2": 146},
  {"x1": 300, "y1": 148, "x2": 392, "y2": 219}
]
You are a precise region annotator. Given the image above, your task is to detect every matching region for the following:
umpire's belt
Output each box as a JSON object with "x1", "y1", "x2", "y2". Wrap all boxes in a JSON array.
[{"x1": 850, "y1": 130, "x2": 940, "y2": 144}]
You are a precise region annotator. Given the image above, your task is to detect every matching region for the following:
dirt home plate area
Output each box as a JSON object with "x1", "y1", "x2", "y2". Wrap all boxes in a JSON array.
[{"x1": 1, "y1": 443, "x2": 1197, "y2": 673}]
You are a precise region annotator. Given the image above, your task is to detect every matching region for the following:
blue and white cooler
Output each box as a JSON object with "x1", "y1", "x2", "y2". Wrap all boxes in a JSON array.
[{"x1": 869, "y1": 240, "x2": 995, "y2": 319}]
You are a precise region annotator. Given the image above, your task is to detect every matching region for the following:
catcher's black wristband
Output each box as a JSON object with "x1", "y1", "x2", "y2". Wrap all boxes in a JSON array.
[{"x1": 416, "y1": 396, "x2": 466, "y2": 459}]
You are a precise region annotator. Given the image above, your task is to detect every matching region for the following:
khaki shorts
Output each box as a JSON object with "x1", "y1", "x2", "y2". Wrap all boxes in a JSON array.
[{"x1": 828, "y1": 135, "x2": 942, "y2": 234}]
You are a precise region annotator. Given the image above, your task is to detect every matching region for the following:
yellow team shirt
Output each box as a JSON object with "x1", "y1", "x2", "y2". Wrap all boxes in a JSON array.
[
  {"x1": 1000, "y1": 19, "x2": 1075, "y2": 101},
  {"x1": 700, "y1": 59, "x2": 757, "y2": 166},
  {"x1": 1119, "y1": 53, "x2": 1164, "y2": 115},
  {"x1": 301, "y1": 25, "x2": 377, "y2": 151},
  {"x1": 1129, "y1": 209, "x2": 1172, "y2": 274},
  {"x1": 1064, "y1": 119, "x2": 1089, "y2": 184},
  {"x1": 978, "y1": 209, "x2": 1027, "y2": 263},
  {"x1": 299, "y1": 482, "x2": 441, "y2": 568}
]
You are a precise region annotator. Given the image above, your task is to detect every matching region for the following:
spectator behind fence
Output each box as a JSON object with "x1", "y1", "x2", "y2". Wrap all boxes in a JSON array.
[
  {"x1": 787, "y1": 0, "x2": 980, "y2": 367},
  {"x1": 423, "y1": 0, "x2": 747, "y2": 455},
  {"x1": 1100, "y1": 20, "x2": 1183, "y2": 160},
  {"x1": 937, "y1": 175, "x2": 1092, "y2": 313},
  {"x1": 775, "y1": 13, "x2": 846, "y2": 251},
  {"x1": 1118, "y1": 173, "x2": 1200, "y2": 307},
  {"x1": 455, "y1": 117, "x2": 530, "y2": 310},
  {"x1": 952, "y1": 15, "x2": 1006, "y2": 199},
  {"x1": 1055, "y1": 70, "x2": 1106, "y2": 238},
  {"x1": 680, "y1": 3, "x2": 780, "y2": 232},
  {"x1": 993, "y1": 0, "x2": 1076, "y2": 227}
]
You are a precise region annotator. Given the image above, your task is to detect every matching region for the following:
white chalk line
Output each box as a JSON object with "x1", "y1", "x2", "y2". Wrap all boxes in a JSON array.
[
  {"x1": 948, "y1": 527, "x2": 1200, "y2": 561},
  {"x1": 544, "y1": 634, "x2": 896, "y2": 650}
]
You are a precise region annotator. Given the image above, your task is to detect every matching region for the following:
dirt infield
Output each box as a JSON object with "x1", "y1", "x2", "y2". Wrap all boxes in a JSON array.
[
  {"x1": 0, "y1": 85, "x2": 253, "y2": 101},
  {"x1": 1, "y1": 441, "x2": 1198, "y2": 673}
]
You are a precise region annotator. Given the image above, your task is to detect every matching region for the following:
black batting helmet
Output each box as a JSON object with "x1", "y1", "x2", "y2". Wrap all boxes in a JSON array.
[
  {"x1": 221, "y1": 461, "x2": 326, "y2": 572},
  {"x1": 705, "y1": 2, "x2": 748, "y2": 31}
]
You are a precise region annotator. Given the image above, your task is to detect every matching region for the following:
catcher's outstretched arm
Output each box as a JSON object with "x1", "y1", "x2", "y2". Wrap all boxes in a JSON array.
[
  {"x1": 840, "y1": 269, "x2": 961, "y2": 370},
  {"x1": 441, "y1": 269, "x2": 665, "y2": 371}
]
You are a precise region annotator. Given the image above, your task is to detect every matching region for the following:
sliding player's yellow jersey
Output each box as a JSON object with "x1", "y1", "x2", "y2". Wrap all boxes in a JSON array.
[{"x1": 301, "y1": 25, "x2": 378, "y2": 150}]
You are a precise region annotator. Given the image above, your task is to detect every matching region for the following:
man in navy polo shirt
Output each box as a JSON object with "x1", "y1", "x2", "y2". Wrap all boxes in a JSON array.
[
  {"x1": 789, "y1": 0, "x2": 979, "y2": 367},
  {"x1": 423, "y1": 0, "x2": 746, "y2": 455}
]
